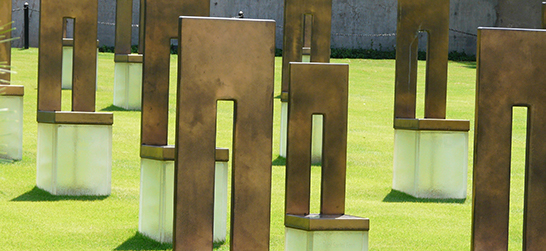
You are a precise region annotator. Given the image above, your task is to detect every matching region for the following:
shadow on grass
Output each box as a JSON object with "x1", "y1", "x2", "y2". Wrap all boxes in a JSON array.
[
  {"x1": 114, "y1": 232, "x2": 226, "y2": 250},
  {"x1": 382, "y1": 189, "x2": 466, "y2": 204},
  {"x1": 10, "y1": 186, "x2": 108, "y2": 202},
  {"x1": 272, "y1": 156, "x2": 286, "y2": 166},
  {"x1": 459, "y1": 61, "x2": 476, "y2": 69},
  {"x1": 115, "y1": 232, "x2": 172, "y2": 250},
  {"x1": 100, "y1": 104, "x2": 138, "y2": 112}
]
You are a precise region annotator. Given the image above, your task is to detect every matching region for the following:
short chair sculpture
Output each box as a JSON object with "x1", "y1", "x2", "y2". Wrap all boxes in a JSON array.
[{"x1": 285, "y1": 63, "x2": 369, "y2": 251}]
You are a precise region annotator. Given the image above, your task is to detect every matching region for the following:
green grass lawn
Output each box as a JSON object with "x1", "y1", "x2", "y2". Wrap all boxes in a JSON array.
[{"x1": 0, "y1": 48, "x2": 528, "y2": 250}]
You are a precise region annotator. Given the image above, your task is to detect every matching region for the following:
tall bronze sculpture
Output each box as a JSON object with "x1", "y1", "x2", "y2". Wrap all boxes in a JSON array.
[
  {"x1": 392, "y1": 0, "x2": 469, "y2": 199},
  {"x1": 113, "y1": 0, "x2": 143, "y2": 110},
  {"x1": 279, "y1": 0, "x2": 332, "y2": 162},
  {"x1": 285, "y1": 62, "x2": 369, "y2": 250},
  {"x1": 472, "y1": 27, "x2": 546, "y2": 251},
  {"x1": 175, "y1": 16, "x2": 275, "y2": 251},
  {"x1": 36, "y1": 0, "x2": 113, "y2": 195},
  {"x1": 138, "y1": 0, "x2": 232, "y2": 244},
  {"x1": 0, "y1": 0, "x2": 24, "y2": 161}
]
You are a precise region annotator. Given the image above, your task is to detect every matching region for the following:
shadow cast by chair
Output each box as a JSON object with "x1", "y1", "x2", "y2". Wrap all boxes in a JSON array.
[
  {"x1": 114, "y1": 232, "x2": 172, "y2": 250},
  {"x1": 10, "y1": 186, "x2": 108, "y2": 202},
  {"x1": 114, "y1": 232, "x2": 227, "y2": 250},
  {"x1": 272, "y1": 156, "x2": 286, "y2": 166},
  {"x1": 382, "y1": 189, "x2": 466, "y2": 204},
  {"x1": 100, "y1": 104, "x2": 138, "y2": 112}
]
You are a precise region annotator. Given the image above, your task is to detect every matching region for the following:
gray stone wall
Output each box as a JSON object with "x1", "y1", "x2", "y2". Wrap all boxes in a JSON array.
[{"x1": 9, "y1": 0, "x2": 545, "y2": 54}]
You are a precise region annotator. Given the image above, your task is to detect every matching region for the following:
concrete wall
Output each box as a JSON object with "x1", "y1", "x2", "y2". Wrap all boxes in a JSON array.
[{"x1": 9, "y1": 0, "x2": 545, "y2": 54}]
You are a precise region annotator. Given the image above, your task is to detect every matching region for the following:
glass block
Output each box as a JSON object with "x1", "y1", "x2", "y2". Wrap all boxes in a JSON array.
[
  {"x1": 36, "y1": 122, "x2": 112, "y2": 195},
  {"x1": 285, "y1": 227, "x2": 369, "y2": 251},
  {"x1": 139, "y1": 158, "x2": 228, "y2": 243},
  {"x1": 0, "y1": 95, "x2": 23, "y2": 160},
  {"x1": 113, "y1": 62, "x2": 143, "y2": 110},
  {"x1": 393, "y1": 129, "x2": 468, "y2": 199}
]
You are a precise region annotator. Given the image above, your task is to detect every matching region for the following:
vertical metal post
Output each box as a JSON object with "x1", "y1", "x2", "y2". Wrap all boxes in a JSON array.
[{"x1": 24, "y1": 2, "x2": 29, "y2": 49}]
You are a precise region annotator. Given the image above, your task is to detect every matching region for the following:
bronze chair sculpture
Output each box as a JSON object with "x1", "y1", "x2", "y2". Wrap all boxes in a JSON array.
[
  {"x1": 137, "y1": 0, "x2": 231, "y2": 244},
  {"x1": 0, "y1": 0, "x2": 24, "y2": 161},
  {"x1": 174, "y1": 16, "x2": 275, "y2": 250},
  {"x1": 285, "y1": 62, "x2": 369, "y2": 250},
  {"x1": 36, "y1": 0, "x2": 113, "y2": 196},
  {"x1": 113, "y1": 0, "x2": 143, "y2": 110},
  {"x1": 472, "y1": 27, "x2": 546, "y2": 251},
  {"x1": 279, "y1": 0, "x2": 332, "y2": 162},
  {"x1": 392, "y1": 0, "x2": 469, "y2": 199}
]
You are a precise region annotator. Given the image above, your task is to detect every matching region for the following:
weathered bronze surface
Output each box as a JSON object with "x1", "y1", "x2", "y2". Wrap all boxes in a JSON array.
[
  {"x1": 285, "y1": 62, "x2": 348, "y2": 216},
  {"x1": 285, "y1": 214, "x2": 369, "y2": 231},
  {"x1": 114, "y1": 54, "x2": 143, "y2": 63},
  {"x1": 0, "y1": 0, "x2": 11, "y2": 84},
  {"x1": 37, "y1": 111, "x2": 113, "y2": 125},
  {"x1": 174, "y1": 17, "x2": 275, "y2": 251},
  {"x1": 394, "y1": 118, "x2": 470, "y2": 131},
  {"x1": 395, "y1": 0, "x2": 449, "y2": 119},
  {"x1": 281, "y1": 0, "x2": 332, "y2": 98},
  {"x1": 140, "y1": 0, "x2": 209, "y2": 147},
  {"x1": 62, "y1": 38, "x2": 99, "y2": 47},
  {"x1": 0, "y1": 85, "x2": 24, "y2": 96},
  {"x1": 473, "y1": 27, "x2": 546, "y2": 251},
  {"x1": 38, "y1": 0, "x2": 98, "y2": 112},
  {"x1": 115, "y1": 0, "x2": 133, "y2": 56},
  {"x1": 140, "y1": 144, "x2": 229, "y2": 161}
]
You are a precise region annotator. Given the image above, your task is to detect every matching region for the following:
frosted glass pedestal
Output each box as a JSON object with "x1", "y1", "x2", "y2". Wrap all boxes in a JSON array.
[
  {"x1": 280, "y1": 101, "x2": 288, "y2": 157},
  {"x1": 139, "y1": 148, "x2": 230, "y2": 243},
  {"x1": 62, "y1": 39, "x2": 99, "y2": 90},
  {"x1": 280, "y1": 100, "x2": 323, "y2": 164},
  {"x1": 393, "y1": 119, "x2": 470, "y2": 199},
  {"x1": 36, "y1": 112, "x2": 113, "y2": 196},
  {"x1": 113, "y1": 54, "x2": 143, "y2": 110},
  {"x1": 0, "y1": 86, "x2": 24, "y2": 160},
  {"x1": 285, "y1": 214, "x2": 369, "y2": 251}
]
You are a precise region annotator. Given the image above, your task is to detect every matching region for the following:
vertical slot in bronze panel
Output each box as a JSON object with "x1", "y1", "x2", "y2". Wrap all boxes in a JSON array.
[
  {"x1": 473, "y1": 27, "x2": 546, "y2": 251},
  {"x1": 281, "y1": 0, "x2": 332, "y2": 95},
  {"x1": 394, "y1": 0, "x2": 449, "y2": 119},
  {"x1": 285, "y1": 62, "x2": 348, "y2": 216},
  {"x1": 174, "y1": 17, "x2": 275, "y2": 251},
  {"x1": 0, "y1": 0, "x2": 12, "y2": 84},
  {"x1": 38, "y1": 0, "x2": 98, "y2": 112},
  {"x1": 140, "y1": 0, "x2": 209, "y2": 146}
]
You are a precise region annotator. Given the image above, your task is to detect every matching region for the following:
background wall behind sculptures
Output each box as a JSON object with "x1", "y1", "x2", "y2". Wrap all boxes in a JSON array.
[{"x1": 9, "y1": 0, "x2": 541, "y2": 54}]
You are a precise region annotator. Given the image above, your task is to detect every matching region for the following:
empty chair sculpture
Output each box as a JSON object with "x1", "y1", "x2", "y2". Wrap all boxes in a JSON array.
[
  {"x1": 285, "y1": 62, "x2": 369, "y2": 251},
  {"x1": 0, "y1": 0, "x2": 24, "y2": 161},
  {"x1": 174, "y1": 16, "x2": 275, "y2": 251},
  {"x1": 36, "y1": 0, "x2": 113, "y2": 196},
  {"x1": 473, "y1": 27, "x2": 546, "y2": 251},
  {"x1": 392, "y1": 0, "x2": 469, "y2": 199}
]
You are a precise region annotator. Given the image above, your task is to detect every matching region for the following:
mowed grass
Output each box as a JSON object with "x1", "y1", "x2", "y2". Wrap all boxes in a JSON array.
[{"x1": 0, "y1": 48, "x2": 528, "y2": 250}]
